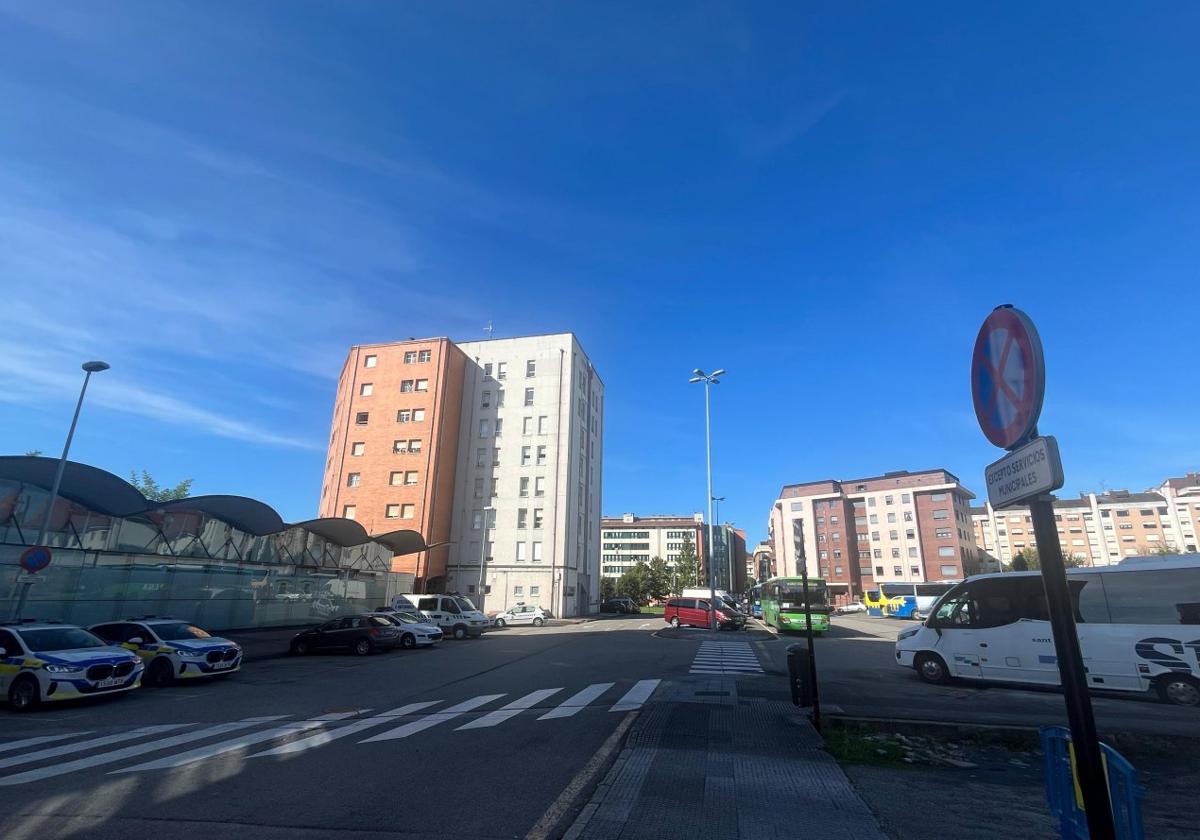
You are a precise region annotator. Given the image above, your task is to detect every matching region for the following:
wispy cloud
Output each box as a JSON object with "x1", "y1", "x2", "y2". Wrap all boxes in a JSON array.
[{"x1": 741, "y1": 92, "x2": 847, "y2": 157}]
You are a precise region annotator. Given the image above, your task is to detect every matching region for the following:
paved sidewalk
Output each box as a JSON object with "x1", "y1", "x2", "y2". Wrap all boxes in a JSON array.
[{"x1": 564, "y1": 678, "x2": 886, "y2": 839}]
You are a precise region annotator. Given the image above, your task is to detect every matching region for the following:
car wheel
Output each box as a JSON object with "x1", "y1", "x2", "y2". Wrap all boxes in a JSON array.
[
  {"x1": 1158, "y1": 675, "x2": 1200, "y2": 707},
  {"x1": 453, "y1": 624, "x2": 468, "y2": 640},
  {"x1": 669, "y1": 617, "x2": 680, "y2": 628},
  {"x1": 533, "y1": 617, "x2": 544, "y2": 627},
  {"x1": 292, "y1": 640, "x2": 310, "y2": 656},
  {"x1": 8, "y1": 675, "x2": 40, "y2": 712},
  {"x1": 914, "y1": 653, "x2": 951, "y2": 685},
  {"x1": 354, "y1": 638, "x2": 372, "y2": 656},
  {"x1": 147, "y1": 657, "x2": 174, "y2": 687},
  {"x1": 494, "y1": 618, "x2": 506, "y2": 628},
  {"x1": 400, "y1": 633, "x2": 417, "y2": 650}
]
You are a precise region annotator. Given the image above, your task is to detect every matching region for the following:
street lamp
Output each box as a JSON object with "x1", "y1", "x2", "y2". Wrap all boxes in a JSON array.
[
  {"x1": 689, "y1": 368, "x2": 725, "y2": 630},
  {"x1": 476, "y1": 506, "x2": 494, "y2": 608},
  {"x1": 14, "y1": 361, "x2": 109, "y2": 620}
]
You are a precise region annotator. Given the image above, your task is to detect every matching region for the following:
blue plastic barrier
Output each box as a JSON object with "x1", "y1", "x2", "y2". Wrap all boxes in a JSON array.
[{"x1": 1039, "y1": 726, "x2": 1144, "y2": 840}]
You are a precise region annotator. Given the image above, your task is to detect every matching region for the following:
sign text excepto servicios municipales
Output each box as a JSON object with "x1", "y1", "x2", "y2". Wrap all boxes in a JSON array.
[{"x1": 985, "y1": 435, "x2": 1065, "y2": 508}]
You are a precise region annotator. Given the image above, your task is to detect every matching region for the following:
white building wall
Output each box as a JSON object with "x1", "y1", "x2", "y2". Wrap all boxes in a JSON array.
[{"x1": 444, "y1": 334, "x2": 602, "y2": 617}]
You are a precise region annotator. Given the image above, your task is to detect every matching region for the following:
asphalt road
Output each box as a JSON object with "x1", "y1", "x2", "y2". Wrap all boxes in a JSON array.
[{"x1": 758, "y1": 612, "x2": 1200, "y2": 737}]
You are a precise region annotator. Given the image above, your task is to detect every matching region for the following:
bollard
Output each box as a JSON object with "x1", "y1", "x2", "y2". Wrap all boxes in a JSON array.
[{"x1": 787, "y1": 643, "x2": 814, "y2": 707}]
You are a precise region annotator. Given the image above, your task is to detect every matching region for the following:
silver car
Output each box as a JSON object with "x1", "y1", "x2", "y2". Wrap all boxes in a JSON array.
[
  {"x1": 367, "y1": 612, "x2": 443, "y2": 648},
  {"x1": 492, "y1": 604, "x2": 547, "y2": 627}
]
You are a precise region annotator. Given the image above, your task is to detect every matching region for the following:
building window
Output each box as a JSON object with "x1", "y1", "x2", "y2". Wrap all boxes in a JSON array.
[
  {"x1": 819, "y1": 550, "x2": 828, "y2": 560},
  {"x1": 524, "y1": 388, "x2": 535, "y2": 406},
  {"x1": 538, "y1": 416, "x2": 548, "y2": 434},
  {"x1": 474, "y1": 478, "x2": 484, "y2": 498},
  {"x1": 887, "y1": 512, "x2": 896, "y2": 523},
  {"x1": 523, "y1": 417, "x2": 533, "y2": 435},
  {"x1": 873, "y1": 549, "x2": 882, "y2": 559},
  {"x1": 910, "y1": 566, "x2": 920, "y2": 576},
  {"x1": 521, "y1": 446, "x2": 532, "y2": 466},
  {"x1": 404, "y1": 351, "x2": 417, "y2": 364},
  {"x1": 790, "y1": 501, "x2": 803, "y2": 512},
  {"x1": 526, "y1": 360, "x2": 536, "y2": 377},
  {"x1": 399, "y1": 504, "x2": 414, "y2": 519},
  {"x1": 516, "y1": 542, "x2": 527, "y2": 561},
  {"x1": 514, "y1": 585, "x2": 524, "y2": 596},
  {"x1": 472, "y1": 510, "x2": 484, "y2": 530},
  {"x1": 817, "y1": 516, "x2": 825, "y2": 526},
  {"x1": 400, "y1": 380, "x2": 414, "y2": 393},
  {"x1": 903, "y1": 511, "x2": 913, "y2": 522},
  {"x1": 482, "y1": 390, "x2": 492, "y2": 408},
  {"x1": 833, "y1": 550, "x2": 842, "y2": 559},
  {"x1": 868, "y1": 514, "x2": 878, "y2": 524},
  {"x1": 479, "y1": 419, "x2": 491, "y2": 438},
  {"x1": 355, "y1": 412, "x2": 369, "y2": 425},
  {"x1": 532, "y1": 541, "x2": 543, "y2": 561},
  {"x1": 909, "y1": 547, "x2": 918, "y2": 558},
  {"x1": 342, "y1": 505, "x2": 356, "y2": 520},
  {"x1": 831, "y1": 532, "x2": 840, "y2": 542},
  {"x1": 351, "y1": 442, "x2": 365, "y2": 456},
  {"x1": 490, "y1": 478, "x2": 498, "y2": 497},
  {"x1": 867, "y1": 497, "x2": 876, "y2": 507},
  {"x1": 495, "y1": 418, "x2": 503, "y2": 437},
  {"x1": 891, "y1": 548, "x2": 900, "y2": 558},
  {"x1": 405, "y1": 471, "x2": 418, "y2": 485},
  {"x1": 889, "y1": 530, "x2": 898, "y2": 540},
  {"x1": 536, "y1": 445, "x2": 547, "y2": 465},
  {"x1": 940, "y1": 565, "x2": 957, "y2": 576},
  {"x1": 409, "y1": 439, "x2": 422, "y2": 453},
  {"x1": 893, "y1": 565, "x2": 902, "y2": 575},
  {"x1": 533, "y1": 508, "x2": 544, "y2": 529},
  {"x1": 875, "y1": 566, "x2": 884, "y2": 576},
  {"x1": 885, "y1": 495, "x2": 893, "y2": 505},
  {"x1": 518, "y1": 509, "x2": 528, "y2": 528},
  {"x1": 364, "y1": 354, "x2": 377, "y2": 368},
  {"x1": 385, "y1": 504, "x2": 400, "y2": 519},
  {"x1": 397, "y1": 410, "x2": 411, "y2": 423},
  {"x1": 930, "y1": 493, "x2": 947, "y2": 502},
  {"x1": 359, "y1": 383, "x2": 373, "y2": 397},
  {"x1": 346, "y1": 473, "x2": 361, "y2": 487},
  {"x1": 535, "y1": 476, "x2": 546, "y2": 497},
  {"x1": 392, "y1": 440, "x2": 407, "y2": 454},
  {"x1": 902, "y1": 493, "x2": 910, "y2": 503},
  {"x1": 497, "y1": 361, "x2": 507, "y2": 379},
  {"x1": 476, "y1": 447, "x2": 487, "y2": 467},
  {"x1": 415, "y1": 379, "x2": 428, "y2": 392},
  {"x1": 530, "y1": 585, "x2": 540, "y2": 596},
  {"x1": 418, "y1": 350, "x2": 431, "y2": 363},
  {"x1": 518, "y1": 477, "x2": 529, "y2": 497},
  {"x1": 390, "y1": 472, "x2": 402, "y2": 486}
]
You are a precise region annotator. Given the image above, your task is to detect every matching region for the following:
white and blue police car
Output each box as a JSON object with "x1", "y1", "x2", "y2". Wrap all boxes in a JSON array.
[
  {"x1": 0, "y1": 620, "x2": 144, "y2": 712},
  {"x1": 90, "y1": 617, "x2": 242, "y2": 686}
]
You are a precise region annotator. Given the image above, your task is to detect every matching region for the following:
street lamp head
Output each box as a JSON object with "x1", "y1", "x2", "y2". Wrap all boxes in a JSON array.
[
  {"x1": 710, "y1": 368, "x2": 726, "y2": 378},
  {"x1": 688, "y1": 376, "x2": 703, "y2": 384},
  {"x1": 82, "y1": 361, "x2": 110, "y2": 373},
  {"x1": 692, "y1": 368, "x2": 705, "y2": 377}
]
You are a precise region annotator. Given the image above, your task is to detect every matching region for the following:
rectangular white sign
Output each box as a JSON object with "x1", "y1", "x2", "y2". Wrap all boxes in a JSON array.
[{"x1": 985, "y1": 435, "x2": 1064, "y2": 508}]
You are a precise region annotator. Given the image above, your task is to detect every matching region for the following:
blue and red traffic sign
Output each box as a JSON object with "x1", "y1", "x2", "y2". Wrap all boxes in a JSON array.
[
  {"x1": 18, "y1": 546, "x2": 52, "y2": 574},
  {"x1": 971, "y1": 305, "x2": 1046, "y2": 450}
]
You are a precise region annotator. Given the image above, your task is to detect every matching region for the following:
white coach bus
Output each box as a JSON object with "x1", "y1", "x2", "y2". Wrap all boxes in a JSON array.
[{"x1": 894, "y1": 556, "x2": 1200, "y2": 706}]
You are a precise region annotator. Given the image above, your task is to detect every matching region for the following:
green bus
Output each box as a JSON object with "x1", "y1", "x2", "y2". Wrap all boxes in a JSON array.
[{"x1": 761, "y1": 576, "x2": 831, "y2": 634}]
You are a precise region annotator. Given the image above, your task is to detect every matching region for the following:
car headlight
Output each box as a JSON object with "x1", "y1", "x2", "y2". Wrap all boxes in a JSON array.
[
  {"x1": 44, "y1": 663, "x2": 84, "y2": 674},
  {"x1": 177, "y1": 649, "x2": 208, "y2": 659},
  {"x1": 897, "y1": 627, "x2": 920, "y2": 641},
  {"x1": 779, "y1": 617, "x2": 790, "y2": 623}
]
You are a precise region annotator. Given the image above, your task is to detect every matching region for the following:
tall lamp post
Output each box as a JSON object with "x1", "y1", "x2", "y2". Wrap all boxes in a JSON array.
[
  {"x1": 14, "y1": 361, "x2": 109, "y2": 620},
  {"x1": 689, "y1": 368, "x2": 725, "y2": 630}
]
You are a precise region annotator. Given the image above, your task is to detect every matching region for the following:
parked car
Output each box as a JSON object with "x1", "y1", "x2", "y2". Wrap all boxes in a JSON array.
[
  {"x1": 0, "y1": 620, "x2": 144, "y2": 712},
  {"x1": 663, "y1": 598, "x2": 744, "y2": 630},
  {"x1": 367, "y1": 612, "x2": 443, "y2": 648},
  {"x1": 90, "y1": 617, "x2": 242, "y2": 686},
  {"x1": 391, "y1": 594, "x2": 490, "y2": 639},
  {"x1": 601, "y1": 598, "x2": 640, "y2": 614},
  {"x1": 492, "y1": 605, "x2": 548, "y2": 627},
  {"x1": 835, "y1": 601, "x2": 868, "y2": 615},
  {"x1": 289, "y1": 614, "x2": 401, "y2": 656}
]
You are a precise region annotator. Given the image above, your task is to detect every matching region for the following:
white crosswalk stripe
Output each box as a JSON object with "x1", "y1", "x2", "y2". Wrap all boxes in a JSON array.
[
  {"x1": 0, "y1": 716, "x2": 288, "y2": 787},
  {"x1": 0, "y1": 732, "x2": 92, "y2": 755},
  {"x1": 251, "y1": 702, "x2": 442, "y2": 757},
  {"x1": 689, "y1": 641, "x2": 763, "y2": 674},
  {"x1": 0, "y1": 725, "x2": 187, "y2": 770},
  {"x1": 456, "y1": 688, "x2": 562, "y2": 730},
  {"x1": 115, "y1": 711, "x2": 363, "y2": 772},
  {"x1": 537, "y1": 682, "x2": 614, "y2": 720},
  {"x1": 361, "y1": 694, "x2": 506, "y2": 742},
  {"x1": 610, "y1": 679, "x2": 660, "y2": 712}
]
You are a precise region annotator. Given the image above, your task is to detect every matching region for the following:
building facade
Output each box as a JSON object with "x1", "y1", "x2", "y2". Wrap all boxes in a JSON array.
[
  {"x1": 750, "y1": 540, "x2": 775, "y2": 583},
  {"x1": 971, "y1": 473, "x2": 1200, "y2": 567},
  {"x1": 599, "y1": 513, "x2": 705, "y2": 579},
  {"x1": 768, "y1": 469, "x2": 980, "y2": 606},
  {"x1": 321, "y1": 333, "x2": 603, "y2": 617}
]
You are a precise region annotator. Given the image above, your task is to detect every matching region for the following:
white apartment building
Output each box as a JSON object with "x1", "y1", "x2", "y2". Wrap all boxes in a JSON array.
[
  {"x1": 443, "y1": 334, "x2": 603, "y2": 617},
  {"x1": 599, "y1": 513, "x2": 705, "y2": 579}
]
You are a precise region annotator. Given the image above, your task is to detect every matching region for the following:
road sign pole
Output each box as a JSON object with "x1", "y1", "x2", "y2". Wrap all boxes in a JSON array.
[
  {"x1": 793, "y1": 520, "x2": 820, "y2": 731},
  {"x1": 11, "y1": 580, "x2": 33, "y2": 622},
  {"x1": 1029, "y1": 494, "x2": 1116, "y2": 840}
]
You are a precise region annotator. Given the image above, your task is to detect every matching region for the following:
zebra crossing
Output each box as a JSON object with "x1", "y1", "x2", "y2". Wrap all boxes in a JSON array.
[
  {"x1": 0, "y1": 679, "x2": 661, "y2": 788},
  {"x1": 688, "y1": 641, "x2": 764, "y2": 675}
]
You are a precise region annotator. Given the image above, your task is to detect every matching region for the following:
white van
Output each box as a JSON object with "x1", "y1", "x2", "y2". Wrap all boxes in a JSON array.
[
  {"x1": 392, "y1": 593, "x2": 489, "y2": 640},
  {"x1": 894, "y1": 556, "x2": 1200, "y2": 706}
]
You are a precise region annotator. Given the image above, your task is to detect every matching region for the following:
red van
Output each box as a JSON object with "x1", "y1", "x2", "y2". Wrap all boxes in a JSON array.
[{"x1": 663, "y1": 597, "x2": 741, "y2": 629}]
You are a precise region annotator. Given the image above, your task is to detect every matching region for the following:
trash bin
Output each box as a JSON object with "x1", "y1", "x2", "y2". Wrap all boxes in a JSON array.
[
  {"x1": 787, "y1": 643, "x2": 814, "y2": 707},
  {"x1": 1039, "y1": 725, "x2": 1144, "y2": 840}
]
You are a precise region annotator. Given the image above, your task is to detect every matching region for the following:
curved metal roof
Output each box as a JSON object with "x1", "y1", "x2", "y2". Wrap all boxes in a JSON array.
[
  {"x1": 156, "y1": 496, "x2": 286, "y2": 536},
  {"x1": 0, "y1": 456, "x2": 424, "y2": 554}
]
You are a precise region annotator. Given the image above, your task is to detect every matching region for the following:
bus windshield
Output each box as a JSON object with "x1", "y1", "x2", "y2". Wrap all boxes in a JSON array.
[{"x1": 777, "y1": 585, "x2": 829, "y2": 608}]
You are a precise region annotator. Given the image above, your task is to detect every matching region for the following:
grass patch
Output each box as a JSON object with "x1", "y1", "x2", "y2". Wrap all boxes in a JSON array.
[
  {"x1": 822, "y1": 726, "x2": 908, "y2": 767},
  {"x1": 639, "y1": 605, "x2": 665, "y2": 615}
]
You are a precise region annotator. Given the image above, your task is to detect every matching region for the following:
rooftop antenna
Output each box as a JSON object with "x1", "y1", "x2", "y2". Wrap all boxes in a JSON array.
[{"x1": 484, "y1": 320, "x2": 495, "y2": 339}]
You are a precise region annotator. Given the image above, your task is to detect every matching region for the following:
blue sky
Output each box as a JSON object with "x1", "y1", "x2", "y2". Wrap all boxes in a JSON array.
[{"x1": 2, "y1": 2, "x2": 1198, "y2": 544}]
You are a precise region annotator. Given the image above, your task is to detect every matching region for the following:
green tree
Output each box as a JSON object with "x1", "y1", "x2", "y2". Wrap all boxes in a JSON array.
[
  {"x1": 672, "y1": 533, "x2": 699, "y2": 594},
  {"x1": 617, "y1": 559, "x2": 650, "y2": 604},
  {"x1": 646, "y1": 556, "x2": 671, "y2": 602},
  {"x1": 129, "y1": 470, "x2": 194, "y2": 501},
  {"x1": 1010, "y1": 552, "x2": 1029, "y2": 572},
  {"x1": 600, "y1": 577, "x2": 616, "y2": 601}
]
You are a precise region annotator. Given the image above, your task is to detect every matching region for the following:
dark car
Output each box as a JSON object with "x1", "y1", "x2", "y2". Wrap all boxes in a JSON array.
[
  {"x1": 289, "y1": 615, "x2": 401, "y2": 656},
  {"x1": 601, "y1": 598, "x2": 640, "y2": 614}
]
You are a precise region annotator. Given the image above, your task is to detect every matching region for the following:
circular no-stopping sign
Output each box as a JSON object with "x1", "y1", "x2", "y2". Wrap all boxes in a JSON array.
[
  {"x1": 971, "y1": 305, "x2": 1045, "y2": 450},
  {"x1": 19, "y1": 546, "x2": 53, "y2": 574}
]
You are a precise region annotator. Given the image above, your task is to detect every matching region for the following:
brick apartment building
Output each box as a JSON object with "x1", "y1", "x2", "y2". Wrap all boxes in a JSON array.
[
  {"x1": 972, "y1": 472, "x2": 1200, "y2": 567},
  {"x1": 768, "y1": 469, "x2": 981, "y2": 606}
]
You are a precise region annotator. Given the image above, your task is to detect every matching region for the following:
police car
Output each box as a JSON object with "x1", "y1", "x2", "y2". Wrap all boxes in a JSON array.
[
  {"x1": 90, "y1": 618, "x2": 242, "y2": 686},
  {"x1": 0, "y1": 620, "x2": 144, "y2": 712}
]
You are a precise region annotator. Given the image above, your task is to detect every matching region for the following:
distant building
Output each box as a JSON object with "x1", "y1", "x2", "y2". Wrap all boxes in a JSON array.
[
  {"x1": 750, "y1": 540, "x2": 775, "y2": 582},
  {"x1": 971, "y1": 472, "x2": 1200, "y2": 566},
  {"x1": 600, "y1": 513, "x2": 706, "y2": 580},
  {"x1": 768, "y1": 469, "x2": 980, "y2": 606}
]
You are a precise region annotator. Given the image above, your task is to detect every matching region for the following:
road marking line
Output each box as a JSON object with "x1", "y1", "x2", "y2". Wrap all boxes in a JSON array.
[
  {"x1": 251, "y1": 702, "x2": 441, "y2": 757},
  {"x1": 114, "y1": 712, "x2": 363, "y2": 772},
  {"x1": 0, "y1": 732, "x2": 91, "y2": 755},
  {"x1": 523, "y1": 711, "x2": 637, "y2": 840},
  {"x1": 0, "y1": 725, "x2": 186, "y2": 770},
  {"x1": 537, "y1": 683, "x2": 615, "y2": 720},
  {"x1": 361, "y1": 694, "x2": 505, "y2": 742},
  {"x1": 609, "y1": 679, "x2": 660, "y2": 712},
  {"x1": 0, "y1": 716, "x2": 287, "y2": 787},
  {"x1": 456, "y1": 688, "x2": 562, "y2": 730}
]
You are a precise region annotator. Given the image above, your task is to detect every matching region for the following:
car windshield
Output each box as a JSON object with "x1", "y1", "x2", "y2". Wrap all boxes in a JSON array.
[
  {"x1": 17, "y1": 627, "x2": 107, "y2": 652},
  {"x1": 152, "y1": 622, "x2": 212, "y2": 641}
]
